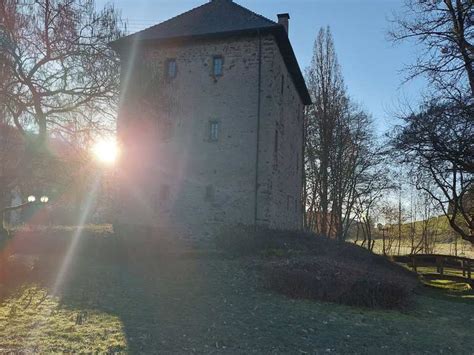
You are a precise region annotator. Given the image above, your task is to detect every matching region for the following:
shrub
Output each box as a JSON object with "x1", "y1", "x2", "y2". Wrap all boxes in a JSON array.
[
  {"x1": 263, "y1": 257, "x2": 418, "y2": 310},
  {"x1": 215, "y1": 226, "x2": 418, "y2": 309}
]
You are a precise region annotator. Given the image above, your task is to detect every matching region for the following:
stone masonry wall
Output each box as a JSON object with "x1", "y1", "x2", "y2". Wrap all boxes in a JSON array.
[
  {"x1": 116, "y1": 33, "x2": 304, "y2": 237},
  {"x1": 258, "y1": 36, "x2": 305, "y2": 231}
]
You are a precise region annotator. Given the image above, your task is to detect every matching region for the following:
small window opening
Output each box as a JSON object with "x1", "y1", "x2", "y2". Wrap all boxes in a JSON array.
[
  {"x1": 213, "y1": 56, "x2": 223, "y2": 76},
  {"x1": 209, "y1": 121, "x2": 219, "y2": 141},
  {"x1": 166, "y1": 59, "x2": 177, "y2": 79}
]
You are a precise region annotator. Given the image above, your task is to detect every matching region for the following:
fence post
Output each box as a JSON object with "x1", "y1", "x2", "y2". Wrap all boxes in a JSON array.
[{"x1": 436, "y1": 256, "x2": 444, "y2": 275}]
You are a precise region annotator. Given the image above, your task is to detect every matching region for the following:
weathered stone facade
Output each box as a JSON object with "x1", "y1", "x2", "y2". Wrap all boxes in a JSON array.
[{"x1": 113, "y1": 2, "x2": 308, "y2": 237}]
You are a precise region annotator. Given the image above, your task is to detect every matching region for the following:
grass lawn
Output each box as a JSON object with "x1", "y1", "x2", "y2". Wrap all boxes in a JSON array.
[
  {"x1": 369, "y1": 240, "x2": 474, "y2": 259},
  {"x1": 391, "y1": 262, "x2": 473, "y2": 292},
  {"x1": 1, "y1": 252, "x2": 474, "y2": 354}
]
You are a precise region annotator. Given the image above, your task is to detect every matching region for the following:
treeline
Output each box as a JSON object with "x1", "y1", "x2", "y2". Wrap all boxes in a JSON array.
[
  {"x1": 304, "y1": 1, "x2": 473, "y2": 248},
  {"x1": 0, "y1": 0, "x2": 125, "y2": 238},
  {"x1": 352, "y1": 194, "x2": 472, "y2": 257},
  {"x1": 303, "y1": 28, "x2": 392, "y2": 246}
]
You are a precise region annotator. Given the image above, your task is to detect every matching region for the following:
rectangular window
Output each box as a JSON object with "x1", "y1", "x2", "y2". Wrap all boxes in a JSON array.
[
  {"x1": 213, "y1": 56, "x2": 223, "y2": 76},
  {"x1": 166, "y1": 59, "x2": 177, "y2": 79},
  {"x1": 209, "y1": 121, "x2": 219, "y2": 141}
]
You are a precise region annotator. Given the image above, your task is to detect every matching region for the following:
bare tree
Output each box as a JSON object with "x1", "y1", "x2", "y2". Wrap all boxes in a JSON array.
[
  {"x1": 391, "y1": 102, "x2": 473, "y2": 244},
  {"x1": 353, "y1": 162, "x2": 394, "y2": 251},
  {"x1": 330, "y1": 104, "x2": 376, "y2": 241},
  {"x1": 304, "y1": 27, "x2": 383, "y2": 242},
  {"x1": 0, "y1": 0, "x2": 124, "y2": 238},
  {"x1": 305, "y1": 27, "x2": 347, "y2": 237},
  {"x1": 390, "y1": 0, "x2": 474, "y2": 244},
  {"x1": 379, "y1": 202, "x2": 401, "y2": 255},
  {"x1": 0, "y1": 122, "x2": 23, "y2": 239},
  {"x1": 0, "y1": 0, "x2": 21, "y2": 238},
  {"x1": 0, "y1": 0, "x2": 124, "y2": 145},
  {"x1": 389, "y1": 0, "x2": 473, "y2": 97}
]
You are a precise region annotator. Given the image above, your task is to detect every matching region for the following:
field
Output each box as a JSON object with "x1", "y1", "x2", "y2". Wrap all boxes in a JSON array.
[
  {"x1": 370, "y1": 240, "x2": 474, "y2": 259},
  {"x1": 0, "y1": 230, "x2": 473, "y2": 353},
  {"x1": 350, "y1": 214, "x2": 474, "y2": 259}
]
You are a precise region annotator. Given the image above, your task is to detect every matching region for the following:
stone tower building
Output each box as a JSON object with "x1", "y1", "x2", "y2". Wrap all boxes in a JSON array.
[{"x1": 111, "y1": 0, "x2": 311, "y2": 237}]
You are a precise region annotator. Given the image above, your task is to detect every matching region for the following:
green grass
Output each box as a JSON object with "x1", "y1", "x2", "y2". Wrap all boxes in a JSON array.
[
  {"x1": 394, "y1": 262, "x2": 473, "y2": 293},
  {"x1": 1, "y1": 255, "x2": 474, "y2": 353},
  {"x1": 8, "y1": 224, "x2": 113, "y2": 234},
  {"x1": 357, "y1": 214, "x2": 474, "y2": 258},
  {"x1": 0, "y1": 286, "x2": 126, "y2": 353},
  {"x1": 423, "y1": 279, "x2": 472, "y2": 292}
]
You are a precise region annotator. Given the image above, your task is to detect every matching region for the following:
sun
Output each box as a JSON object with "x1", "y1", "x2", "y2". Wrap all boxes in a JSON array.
[{"x1": 92, "y1": 138, "x2": 119, "y2": 165}]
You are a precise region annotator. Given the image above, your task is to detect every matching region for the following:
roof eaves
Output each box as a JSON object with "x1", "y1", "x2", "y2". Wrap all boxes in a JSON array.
[
  {"x1": 270, "y1": 26, "x2": 312, "y2": 105},
  {"x1": 110, "y1": 25, "x2": 279, "y2": 50}
]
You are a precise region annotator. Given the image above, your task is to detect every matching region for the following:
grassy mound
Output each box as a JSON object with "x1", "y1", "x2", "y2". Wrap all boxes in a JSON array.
[
  {"x1": 216, "y1": 226, "x2": 419, "y2": 309},
  {"x1": 263, "y1": 257, "x2": 417, "y2": 309}
]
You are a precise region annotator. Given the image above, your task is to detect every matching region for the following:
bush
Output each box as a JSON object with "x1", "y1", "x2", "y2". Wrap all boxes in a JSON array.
[
  {"x1": 215, "y1": 226, "x2": 418, "y2": 309},
  {"x1": 263, "y1": 257, "x2": 418, "y2": 310}
]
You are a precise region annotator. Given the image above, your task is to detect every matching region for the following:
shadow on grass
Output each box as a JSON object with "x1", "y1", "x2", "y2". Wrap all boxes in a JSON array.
[
  {"x1": 0, "y1": 229, "x2": 246, "y2": 352},
  {"x1": 56, "y1": 257, "x2": 211, "y2": 353},
  {"x1": 2, "y1": 228, "x2": 474, "y2": 353},
  {"x1": 419, "y1": 280, "x2": 474, "y2": 306}
]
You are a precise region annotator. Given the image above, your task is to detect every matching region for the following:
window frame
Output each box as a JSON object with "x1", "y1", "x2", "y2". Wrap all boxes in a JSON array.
[
  {"x1": 209, "y1": 120, "x2": 220, "y2": 142},
  {"x1": 212, "y1": 55, "x2": 224, "y2": 77},
  {"x1": 165, "y1": 58, "x2": 177, "y2": 80}
]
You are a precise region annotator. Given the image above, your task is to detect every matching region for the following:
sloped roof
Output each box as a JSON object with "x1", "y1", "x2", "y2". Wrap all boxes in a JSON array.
[
  {"x1": 110, "y1": 0, "x2": 311, "y2": 105},
  {"x1": 123, "y1": 0, "x2": 277, "y2": 40}
]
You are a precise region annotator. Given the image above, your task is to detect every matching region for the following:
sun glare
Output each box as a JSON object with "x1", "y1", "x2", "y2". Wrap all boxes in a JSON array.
[{"x1": 92, "y1": 138, "x2": 119, "y2": 165}]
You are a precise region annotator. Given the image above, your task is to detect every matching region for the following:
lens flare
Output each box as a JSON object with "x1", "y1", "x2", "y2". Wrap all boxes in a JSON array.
[
  {"x1": 92, "y1": 138, "x2": 119, "y2": 165},
  {"x1": 53, "y1": 174, "x2": 101, "y2": 295}
]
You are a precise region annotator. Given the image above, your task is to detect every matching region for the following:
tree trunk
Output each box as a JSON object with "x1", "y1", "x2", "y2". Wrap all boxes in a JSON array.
[{"x1": 0, "y1": 203, "x2": 10, "y2": 241}]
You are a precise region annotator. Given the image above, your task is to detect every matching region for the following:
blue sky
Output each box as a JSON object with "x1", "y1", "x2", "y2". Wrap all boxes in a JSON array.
[{"x1": 98, "y1": 0, "x2": 428, "y2": 134}]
